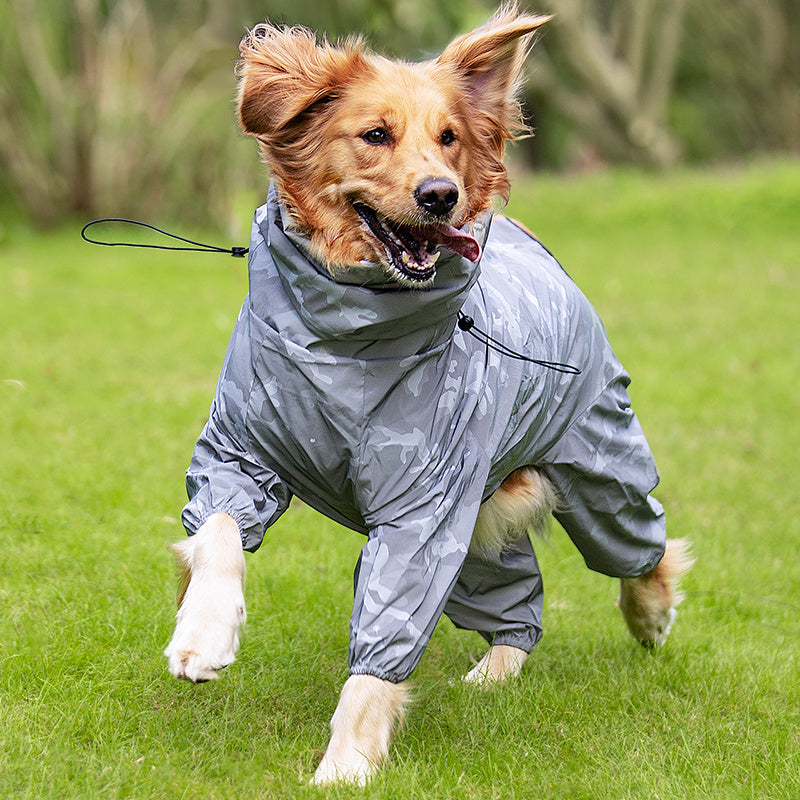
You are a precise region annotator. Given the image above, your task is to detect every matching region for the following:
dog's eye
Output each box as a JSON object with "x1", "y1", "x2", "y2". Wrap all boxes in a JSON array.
[
  {"x1": 361, "y1": 128, "x2": 389, "y2": 146},
  {"x1": 440, "y1": 129, "x2": 456, "y2": 146}
]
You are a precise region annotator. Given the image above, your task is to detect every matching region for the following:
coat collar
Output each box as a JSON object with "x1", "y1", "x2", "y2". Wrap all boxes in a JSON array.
[{"x1": 255, "y1": 184, "x2": 491, "y2": 346}]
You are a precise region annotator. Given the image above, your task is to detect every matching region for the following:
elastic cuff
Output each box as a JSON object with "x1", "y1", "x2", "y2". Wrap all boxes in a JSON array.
[
  {"x1": 349, "y1": 665, "x2": 405, "y2": 684},
  {"x1": 182, "y1": 507, "x2": 247, "y2": 548},
  {"x1": 488, "y1": 627, "x2": 542, "y2": 653}
]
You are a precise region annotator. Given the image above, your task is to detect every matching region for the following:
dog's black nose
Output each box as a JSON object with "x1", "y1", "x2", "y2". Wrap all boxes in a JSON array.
[{"x1": 415, "y1": 178, "x2": 459, "y2": 218}]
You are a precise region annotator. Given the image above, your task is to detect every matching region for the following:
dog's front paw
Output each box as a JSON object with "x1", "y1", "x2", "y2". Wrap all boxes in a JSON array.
[
  {"x1": 164, "y1": 515, "x2": 246, "y2": 683},
  {"x1": 312, "y1": 745, "x2": 375, "y2": 787},
  {"x1": 165, "y1": 575, "x2": 246, "y2": 682},
  {"x1": 311, "y1": 675, "x2": 408, "y2": 786}
]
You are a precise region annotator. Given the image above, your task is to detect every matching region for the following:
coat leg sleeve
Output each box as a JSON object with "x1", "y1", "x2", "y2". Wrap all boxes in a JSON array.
[
  {"x1": 182, "y1": 411, "x2": 292, "y2": 553},
  {"x1": 443, "y1": 535, "x2": 544, "y2": 652},
  {"x1": 348, "y1": 517, "x2": 470, "y2": 684},
  {"x1": 540, "y1": 374, "x2": 667, "y2": 579},
  {"x1": 180, "y1": 300, "x2": 292, "y2": 552},
  {"x1": 348, "y1": 461, "x2": 491, "y2": 684}
]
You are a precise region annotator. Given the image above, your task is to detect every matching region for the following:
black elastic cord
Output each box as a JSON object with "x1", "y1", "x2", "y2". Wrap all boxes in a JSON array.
[
  {"x1": 81, "y1": 218, "x2": 579, "y2": 374},
  {"x1": 80, "y1": 218, "x2": 248, "y2": 257},
  {"x1": 457, "y1": 312, "x2": 581, "y2": 375}
]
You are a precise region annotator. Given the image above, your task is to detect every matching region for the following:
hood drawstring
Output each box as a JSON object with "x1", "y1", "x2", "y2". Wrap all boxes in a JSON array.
[
  {"x1": 81, "y1": 218, "x2": 248, "y2": 258},
  {"x1": 81, "y1": 217, "x2": 580, "y2": 375}
]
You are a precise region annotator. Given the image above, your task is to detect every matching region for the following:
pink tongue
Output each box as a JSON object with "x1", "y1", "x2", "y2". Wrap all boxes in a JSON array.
[{"x1": 422, "y1": 224, "x2": 481, "y2": 262}]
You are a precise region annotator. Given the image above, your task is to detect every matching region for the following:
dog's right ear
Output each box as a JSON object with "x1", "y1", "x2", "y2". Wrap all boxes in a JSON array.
[{"x1": 237, "y1": 24, "x2": 368, "y2": 138}]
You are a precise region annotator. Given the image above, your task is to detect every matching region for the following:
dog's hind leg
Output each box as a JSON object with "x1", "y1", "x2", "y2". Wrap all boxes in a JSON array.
[
  {"x1": 312, "y1": 674, "x2": 409, "y2": 786},
  {"x1": 460, "y1": 467, "x2": 557, "y2": 685},
  {"x1": 164, "y1": 512, "x2": 246, "y2": 682},
  {"x1": 463, "y1": 644, "x2": 528, "y2": 685},
  {"x1": 617, "y1": 538, "x2": 694, "y2": 647}
]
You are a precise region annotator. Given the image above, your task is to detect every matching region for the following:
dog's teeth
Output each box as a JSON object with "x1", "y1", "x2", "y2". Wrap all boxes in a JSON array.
[
  {"x1": 401, "y1": 252, "x2": 411, "y2": 266},
  {"x1": 429, "y1": 250, "x2": 440, "y2": 265}
]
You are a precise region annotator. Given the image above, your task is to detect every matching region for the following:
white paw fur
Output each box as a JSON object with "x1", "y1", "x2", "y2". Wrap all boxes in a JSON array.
[
  {"x1": 463, "y1": 644, "x2": 528, "y2": 685},
  {"x1": 312, "y1": 675, "x2": 409, "y2": 786},
  {"x1": 164, "y1": 513, "x2": 246, "y2": 682}
]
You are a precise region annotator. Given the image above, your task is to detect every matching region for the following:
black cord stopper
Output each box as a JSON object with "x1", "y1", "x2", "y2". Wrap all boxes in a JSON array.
[
  {"x1": 456, "y1": 311, "x2": 581, "y2": 375},
  {"x1": 457, "y1": 314, "x2": 475, "y2": 331}
]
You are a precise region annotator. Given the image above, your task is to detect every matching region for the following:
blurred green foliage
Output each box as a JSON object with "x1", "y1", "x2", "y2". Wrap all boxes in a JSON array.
[
  {"x1": 672, "y1": 1, "x2": 800, "y2": 160},
  {"x1": 522, "y1": 0, "x2": 800, "y2": 168},
  {"x1": 1, "y1": 0, "x2": 798, "y2": 230},
  {"x1": 213, "y1": 0, "x2": 488, "y2": 56}
]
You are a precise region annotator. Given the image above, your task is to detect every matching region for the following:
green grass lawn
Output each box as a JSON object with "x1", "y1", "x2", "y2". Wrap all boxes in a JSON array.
[{"x1": 1, "y1": 160, "x2": 798, "y2": 799}]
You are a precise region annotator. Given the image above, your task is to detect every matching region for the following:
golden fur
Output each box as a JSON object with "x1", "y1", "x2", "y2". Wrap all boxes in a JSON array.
[
  {"x1": 618, "y1": 538, "x2": 695, "y2": 647},
  {"x1": 471, "y1": 466, "x2": 558, "y2": 561},
  {"x1": 312, "y1": 674, "x2": 409, "y2": 785}
]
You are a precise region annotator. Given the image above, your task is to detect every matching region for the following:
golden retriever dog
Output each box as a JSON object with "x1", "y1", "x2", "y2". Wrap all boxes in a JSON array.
[{"x1": 165, "y1": 5, "x2": 692, "y2": 785}]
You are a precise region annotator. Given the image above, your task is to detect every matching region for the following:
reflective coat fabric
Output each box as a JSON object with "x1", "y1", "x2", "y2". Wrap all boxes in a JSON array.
[{"x1": 182, "y1": 187, "x2": 666, "y2": 683}]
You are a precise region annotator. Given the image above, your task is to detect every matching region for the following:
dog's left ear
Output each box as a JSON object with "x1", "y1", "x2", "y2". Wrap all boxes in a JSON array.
[{"x1": 436, "y1": 7, "x2": 550, "y2": 124}]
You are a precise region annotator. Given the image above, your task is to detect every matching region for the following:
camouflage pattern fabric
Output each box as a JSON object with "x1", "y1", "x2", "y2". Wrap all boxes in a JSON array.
[{"x1": 182, "y1": 186, "x2": 667, "y2": 682}]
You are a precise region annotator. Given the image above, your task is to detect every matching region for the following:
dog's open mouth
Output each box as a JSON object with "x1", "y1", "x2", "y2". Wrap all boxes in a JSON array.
[{"x1": 354, "y1": 203, "x2": 481, "y2": 285}]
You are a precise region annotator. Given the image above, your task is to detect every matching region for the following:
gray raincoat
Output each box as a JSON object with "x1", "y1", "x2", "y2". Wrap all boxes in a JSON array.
[{"x1": 182, "y1": 186, "x2": 666, "y2": 683}]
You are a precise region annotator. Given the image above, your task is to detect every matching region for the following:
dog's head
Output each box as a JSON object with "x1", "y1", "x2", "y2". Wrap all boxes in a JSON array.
[{"x1": 237, "y1": 6, "x2": 549, "y2": 286}]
